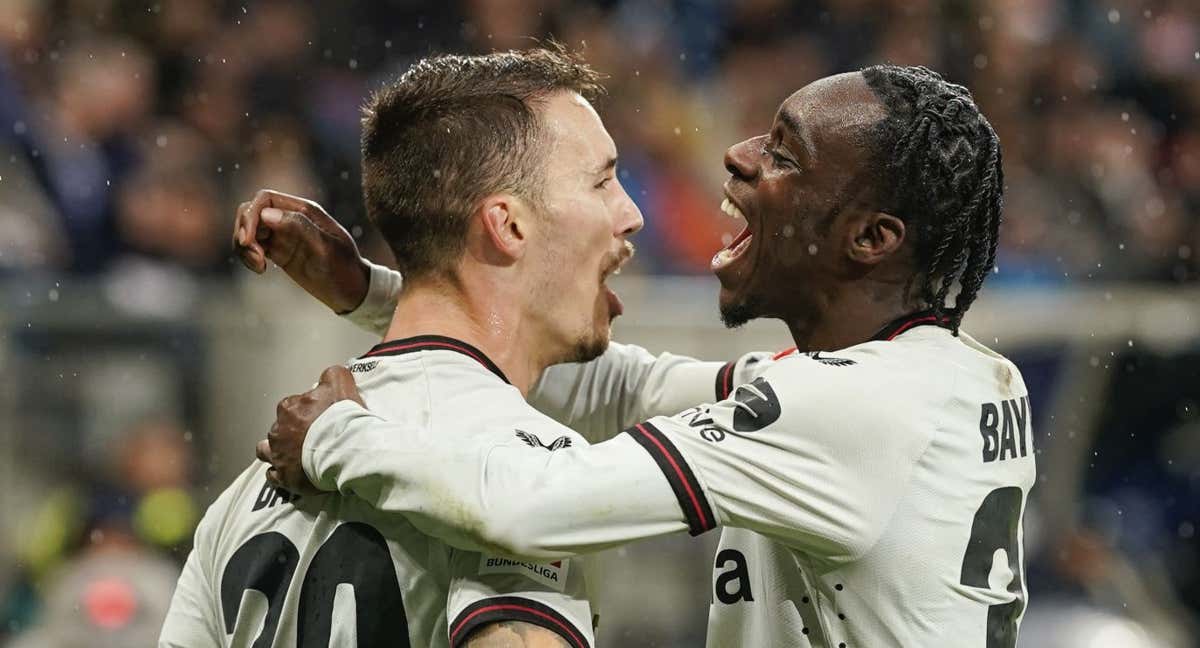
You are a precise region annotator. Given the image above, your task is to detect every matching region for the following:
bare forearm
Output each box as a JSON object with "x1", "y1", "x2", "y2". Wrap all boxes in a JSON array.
[{"x1": 465, "y1": 621, "x2": 571, "y2": 648}]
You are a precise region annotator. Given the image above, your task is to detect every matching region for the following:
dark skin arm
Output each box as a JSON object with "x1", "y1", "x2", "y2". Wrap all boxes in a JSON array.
[
  {"x1": 232, "y1": 189, "x2": 372, "y2": 314},
  {"x1": 256, "y1": 365, "x2": 363, "y2": 495}
]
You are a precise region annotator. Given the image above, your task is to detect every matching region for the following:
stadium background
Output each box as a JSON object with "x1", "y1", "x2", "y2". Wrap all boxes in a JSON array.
[{"x1": 1, "y1": 0, "x2": 1198, "y2": 645}]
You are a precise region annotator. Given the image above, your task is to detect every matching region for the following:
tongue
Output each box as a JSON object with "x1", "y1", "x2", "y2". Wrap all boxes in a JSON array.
[
  {"x1": 605, "y1": 285, "x2": 624, "y2": 318},
  {"x1": 727, "y1": 226, "x2": 752, "y2": 250}
]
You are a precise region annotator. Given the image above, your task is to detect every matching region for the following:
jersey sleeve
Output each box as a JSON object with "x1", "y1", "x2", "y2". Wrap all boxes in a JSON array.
[
  {"x1": 303, "y1": 399, "x2": 691, "y2": 560},
  {"x1": 158, "y1": 507, "x2": 222, "y2": 646},
  {"x1": 634, "y1": 356, "x2": 937, "y2": 560},
  {"x1": 302, "y1": 352, "x2": 933, "y2": 563},
  {"x1": 529, "y1": 342, "x2": 772, "y2": 443},
  {"x1": 339, "y1": 260, "x2": 402, "y2": 337},
  {"x1": 445, "y1": 551, "x2": 596, "y2": 648}
]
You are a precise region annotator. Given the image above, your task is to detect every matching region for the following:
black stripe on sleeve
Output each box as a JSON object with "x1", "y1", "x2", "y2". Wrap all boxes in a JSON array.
[
  {"x1": 449, "y1": 596, "x2": 590, "y2": 648},
  {"x1": 624, "y1": 422, "x2": 717, "y2": 536},
  {"x1": 715, "y1": 361, "x2": 736, "y2": 401}
]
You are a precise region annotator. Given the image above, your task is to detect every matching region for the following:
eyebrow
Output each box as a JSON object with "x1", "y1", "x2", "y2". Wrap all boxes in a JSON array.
[
  {"x1": 778, "y1": 111, "x2": 815, "y2": 158},
  {"x1": 592, "y1": 156, "x2": 618, "y2": 176}
]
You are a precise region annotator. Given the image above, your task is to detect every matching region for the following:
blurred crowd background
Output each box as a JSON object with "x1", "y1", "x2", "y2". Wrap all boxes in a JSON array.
[{"x1": 0, "y1": 0, "x2": 1197, "y2": 646}]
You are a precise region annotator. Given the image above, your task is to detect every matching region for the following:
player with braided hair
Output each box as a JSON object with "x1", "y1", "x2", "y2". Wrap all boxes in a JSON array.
[
  {"x1": 249, "y1": 63, "x2": 1032, "y2": 646},
  {"x1": 861, "y1": 64, "x2": 1004, "y2": 332}
]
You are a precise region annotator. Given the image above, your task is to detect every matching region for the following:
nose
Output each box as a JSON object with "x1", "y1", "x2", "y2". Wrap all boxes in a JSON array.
[
  {"x1": 614, "y1": 181, "x2": 644, "y2": 237},
  {"x1": 724, "y1": 136, "x2": 763, "y2": 183}
]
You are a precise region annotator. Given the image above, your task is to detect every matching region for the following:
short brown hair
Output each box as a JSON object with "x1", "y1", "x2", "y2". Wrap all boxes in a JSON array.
[{"x1": 360, "y1": 44, "x2": 604, "y2": 279}]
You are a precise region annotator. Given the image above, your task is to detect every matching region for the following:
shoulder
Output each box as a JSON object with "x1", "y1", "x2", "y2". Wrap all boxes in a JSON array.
[
  {"x1": 758, "y1": 342, "x2": 935, "y2": 410},
  {"x1": 717, "y1": 344, "x2": 939, "y2": 452},
  {"x1": 190, "y1": 462, "x2": 270, "y2": 556}
]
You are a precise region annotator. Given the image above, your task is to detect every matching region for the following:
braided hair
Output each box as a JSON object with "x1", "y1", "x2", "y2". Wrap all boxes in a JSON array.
[{"x1": 861, "y1": 65, "x2": 1004, "y2": 333}]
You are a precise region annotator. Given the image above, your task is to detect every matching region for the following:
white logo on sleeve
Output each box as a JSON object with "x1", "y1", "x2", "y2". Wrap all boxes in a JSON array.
[{"x1": 478, "y1": 555, "x2": 569, "y2": 591}]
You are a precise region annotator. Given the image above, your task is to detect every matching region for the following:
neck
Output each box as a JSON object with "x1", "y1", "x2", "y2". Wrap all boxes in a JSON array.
[
  {"x1": 382, "y1": 273, "x2": 549, "y2": 397},
  {"x1": 783, "y1": 282, "x2": 916, "y2": 352}
]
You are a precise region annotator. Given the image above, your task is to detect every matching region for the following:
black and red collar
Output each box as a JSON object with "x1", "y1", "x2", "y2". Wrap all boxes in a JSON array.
[
  {"x1": 870, "y1": 309, "x2": 952, "y2": 342},
  {"x1": 361, "y1": 335, "x2": 509, "y2": 384},
  {"x1": 771, "y1": 310, "x2": 951, "y2": 360}
]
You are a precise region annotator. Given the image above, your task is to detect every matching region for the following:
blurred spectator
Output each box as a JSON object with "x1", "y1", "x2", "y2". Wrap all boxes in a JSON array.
[
  {"x1": 0, "y1": 1, "x2": 1198, "y2": 645},
  {"x1": 6, "y1": 548, "x2": 180, "y2": 648},
  {"x1": 0, "y1": 0, "x2": 1193, "y2": 282}
]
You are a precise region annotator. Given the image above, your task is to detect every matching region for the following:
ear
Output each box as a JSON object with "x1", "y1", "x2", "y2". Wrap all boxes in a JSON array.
[
  {"x1": 846, "y1": 211, "x2": 905, "y2": 265},
  {"x1": 476, "y1": 194, "x2": 529, "y2": 264}
]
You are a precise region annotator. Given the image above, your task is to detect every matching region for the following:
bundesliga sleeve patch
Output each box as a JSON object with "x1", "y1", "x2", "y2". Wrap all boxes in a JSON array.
[{"x1": 478, "y1": 555, "x2": 569, "y2": 592}]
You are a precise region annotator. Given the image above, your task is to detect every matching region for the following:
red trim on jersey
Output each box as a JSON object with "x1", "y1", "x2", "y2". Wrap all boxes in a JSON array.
[
  {"x1": 715, "y1": 361, "x2": 736, "y2": 400},
  {"x1": 871, "y1": 310, "x2": 952, "y2": 342},
  {"x1": 449, "y1": 597, "x2": 588, "y2": 648},
  {"x1": 883, "y1": 315, "x2": 942, "y2": 340},
  {"x1": 626, "y1": 422, "x2": 715, "y2": 536},
  {"x1": 772, "y1": 347, "x2": 798, "y2": 360}
]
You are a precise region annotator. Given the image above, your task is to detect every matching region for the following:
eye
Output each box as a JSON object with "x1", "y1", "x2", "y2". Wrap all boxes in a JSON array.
[
  {"x1": 770, "y1": 148, "x2": 795, "y2": 169},
  {"x1": 594, "y1": 176, "x2": 614, "y2": 190},
  {"x1": 760, "y1": 143, "x2": 794, "y2": 169}
]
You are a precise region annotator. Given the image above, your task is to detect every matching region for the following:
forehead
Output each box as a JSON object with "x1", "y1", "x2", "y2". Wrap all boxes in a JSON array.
[
  {"x1": 539, "y1": 91, "x2": 615, "y2": 166},
  {"x1": 775, "y1": 72, "x2": 887, "y2": 156}
]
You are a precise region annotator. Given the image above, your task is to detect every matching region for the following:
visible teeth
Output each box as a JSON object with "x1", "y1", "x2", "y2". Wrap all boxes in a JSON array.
[{"x1": 719, "y1": 198, "x2": 744, "y2": 220}]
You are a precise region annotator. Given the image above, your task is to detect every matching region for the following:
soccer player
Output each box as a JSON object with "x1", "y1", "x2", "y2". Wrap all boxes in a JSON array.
[
  {"x1": 259, "y1": 66, "x2": 1030, "y2": 647},
  {"x1": 160, "y1": 48, "x2": 645, "y2": 648}
]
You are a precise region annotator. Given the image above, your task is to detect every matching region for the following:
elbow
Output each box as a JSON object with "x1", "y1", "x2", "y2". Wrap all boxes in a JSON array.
[{"x1": 471, "y1": 502, "x2": 550, "y2": 561}]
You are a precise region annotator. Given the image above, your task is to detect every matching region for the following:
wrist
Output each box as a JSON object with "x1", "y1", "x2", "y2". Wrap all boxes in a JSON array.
[{"x1": 334, "y1": 258, "x2": 373, "y2": 315}]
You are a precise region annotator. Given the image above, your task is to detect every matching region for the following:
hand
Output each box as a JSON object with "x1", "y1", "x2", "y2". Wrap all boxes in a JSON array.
[
  {"x1": 257, "y1": 366, "x2": 366, "y2": 495},
  {"x1": 233, "y1": 189, "x2": 372, "y2": 314}
]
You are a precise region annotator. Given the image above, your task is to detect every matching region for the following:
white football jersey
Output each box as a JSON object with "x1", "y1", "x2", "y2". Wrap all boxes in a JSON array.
[
  {"x1": 325, "y1": 265, "x2": 1035, "y2": 646},
  {"x1": 314, "y1": 315, "x2": 1034, "y2": 646},
  {"x1": 159, "y1": 337, "x2": 597, "y2": 648},
  {"x1": 530, "y1": 317, "x2": 1034, "y2": 648}
]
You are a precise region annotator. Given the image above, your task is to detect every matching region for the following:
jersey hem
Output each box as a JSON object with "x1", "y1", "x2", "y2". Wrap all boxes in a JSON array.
[
  {"x1": 448, "y1": 596, "x2": 591, "y2": 648},
  {"x1": 714, "y1": 361, "x2": 736, "y2": 401}
]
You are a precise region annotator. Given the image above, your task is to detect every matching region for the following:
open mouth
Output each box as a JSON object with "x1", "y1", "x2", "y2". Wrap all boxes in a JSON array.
[
  {"x1": 712, "y1": 197, "x2": 753, "y2": 271},
  {"x1": 600, "y1": 246, "x2": 633, "y2": 319}
]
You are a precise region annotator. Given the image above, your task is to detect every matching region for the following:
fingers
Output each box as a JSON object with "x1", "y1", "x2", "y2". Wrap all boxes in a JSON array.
[
  {"x1": 320, "y1": 365, "x2": 365, "y2": 406},
  {"x1": 234, "y1": 200, "x2": 267, "y2": 273},
  {"x1": 233, "y1": 189, "x2": 322, "y2": 274},
  {"x1": 319, "y1": 364, "x2": 350, "y2": 385},
  {"x1": 276, "y1": 394, "x2": 300, "y2": 421},
  {"x1": 258, "y1": 208, "x2": 322, "y2": 269},
  {"x1": 256, "y1": 438, "x2": 271, "y2": 464}
]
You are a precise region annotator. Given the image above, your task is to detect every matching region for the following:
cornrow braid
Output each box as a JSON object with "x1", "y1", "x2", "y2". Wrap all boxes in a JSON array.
[{"x1": 861, "y1": 65, "x2": 1005, "y2": 333}]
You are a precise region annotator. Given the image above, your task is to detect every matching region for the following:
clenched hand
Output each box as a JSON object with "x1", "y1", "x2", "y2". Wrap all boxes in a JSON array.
[
  {"x1": 257, "y1": 366, "x2": 366, "y2": 495},
  {"x1": 233, "y1": 189, "x2": 371, "y2": 314}
]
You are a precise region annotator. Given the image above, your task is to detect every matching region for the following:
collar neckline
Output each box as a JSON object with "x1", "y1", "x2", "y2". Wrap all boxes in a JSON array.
[
  {"x1": 771, "y1": 310, "x2": 951, "y2": 360},
  {"x1": 869, "y1": 309, "x2": 952, "y2": 342},
  {"x1": 361, "y1": 335, "x2": 509, "y2": 384}
]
